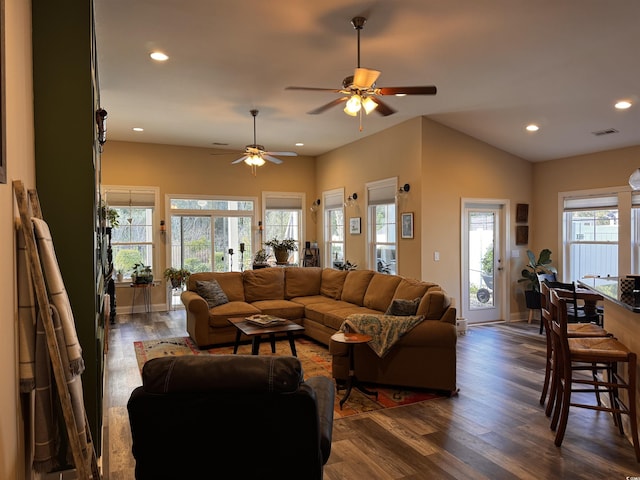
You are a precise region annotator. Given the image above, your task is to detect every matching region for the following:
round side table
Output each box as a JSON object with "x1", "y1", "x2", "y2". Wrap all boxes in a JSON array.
[{"x1": 331, "y1": 331, "x2": 378, "y2": 409}]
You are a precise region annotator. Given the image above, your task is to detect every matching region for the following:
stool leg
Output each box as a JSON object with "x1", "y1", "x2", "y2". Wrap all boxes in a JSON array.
[{"x1": 627, "y1": 354, "x2": 640, "y2": 462}]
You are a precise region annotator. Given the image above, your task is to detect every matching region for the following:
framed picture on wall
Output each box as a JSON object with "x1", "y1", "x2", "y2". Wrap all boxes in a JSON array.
[
  {"x1": 516, "y1": 225, "x2": 529, "y2": 245},
  {"x1": 349, "y1": 217, "x2": 361, "y2": 235},
  {"x1": 401, "y1": 212, "x2": 414, "y2": 239},
  {"x1": 516, "y1": 203, "x2": 529, "y2": 223}
]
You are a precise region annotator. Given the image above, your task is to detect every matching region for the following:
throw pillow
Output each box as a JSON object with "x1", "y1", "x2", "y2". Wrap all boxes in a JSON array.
[
  {"x1": 196, "y1": 279, "x2": 229, "y2": 308},
  {"x1": 385, "y1": 297, "x2": 421, "y2": 316}
]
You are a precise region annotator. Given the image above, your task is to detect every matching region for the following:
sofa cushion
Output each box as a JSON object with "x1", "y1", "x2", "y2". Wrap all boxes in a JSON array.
[
  {"x1": 341, "y1": 270, "x2": 375, "y2": 306},
  {"x1": 393, "y1": 277, "x2": 432, "y2": 301},
  {"x1": 320, "y1": 269, "x2": 348, "y2": 299},
  {"x1": 188, "y1": 272, "x2": 245, "y2": 302},
  {"x1": 208, "y1": 301, "x2": 261, "y2": 328},
  {"x1": 385, "y1": 297, "x2": 421, "y2": 316},
  {"x1": 195, "y1": 279, "x2": 229, "y2": 308},
  {"x1": 323, "y1": 306, "x2": 381, "y2": 331},
  {"x1": 284, "y1": 267, "x2": 322, "y2": 299},
  {"x1": 417, "y1": 290, "x2": 452, "y2": 320},
  {"x1": 304, "y1": 299, "x2": 354, "y2": 325},
  {"x1": 249, "y1": 299, "x2": 304, "y2": 320},
  {"x1": 243, "y1": 268, "x2": 285, "y2": 302},
  {"x1": 363, "y1": 273, "x2": 402, "y2": 311}
]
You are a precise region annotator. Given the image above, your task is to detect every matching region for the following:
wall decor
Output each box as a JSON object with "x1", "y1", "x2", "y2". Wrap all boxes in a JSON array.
[
  {"x1": 516, "y1": 225, "x2": 529, "y2": 245},
  {"x1": 0, "y1": 0, "x2": 6, "y2": 184},
  {"x1": 401, "y1": 212, "x2": 414, "y2": 239},
  {"x1": 349, "y1": 217, "x2": 361, "y2": 235},
  {"x1": 516, "y1": 203, "x2": 529, "y2": 223}
]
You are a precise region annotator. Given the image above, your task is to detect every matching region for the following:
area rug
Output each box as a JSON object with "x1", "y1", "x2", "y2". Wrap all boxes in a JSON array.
[{"x1": 133, "y1": 336, "x2": 444, "y2": 418}]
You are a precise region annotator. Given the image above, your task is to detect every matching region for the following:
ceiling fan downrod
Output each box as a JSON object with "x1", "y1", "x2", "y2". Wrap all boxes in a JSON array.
[{"x1": 351, "y1": 16, "x2": 366, "y2": 69}]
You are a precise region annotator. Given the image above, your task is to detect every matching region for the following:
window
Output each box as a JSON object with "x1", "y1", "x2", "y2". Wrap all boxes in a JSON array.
[
  {"x1": 367, "y1": 179, "x2": 397, "y2": 274},
  {"x1": 563, "y1": 194, "x2": 618, "y2": 280},
  {"x1": 103, "y1": 187, "x2": 158, "y2": 281},
  {"x1": 324, "y1": 189, "x2": 344, "y2": 267},
  {"x1": 263, "y1": 193, "x2": 303, "y2": 265}
]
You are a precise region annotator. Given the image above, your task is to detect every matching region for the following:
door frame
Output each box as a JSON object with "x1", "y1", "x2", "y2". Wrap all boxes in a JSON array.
[{"x1": 460, "y1": 198, "x2": 511, "y2": 323}]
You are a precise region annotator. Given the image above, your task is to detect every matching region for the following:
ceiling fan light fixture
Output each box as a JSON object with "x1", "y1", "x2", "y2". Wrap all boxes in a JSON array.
[
  {"x1": 629, "y1": 168, "x2": 640, "y2": 190},
  {"x1": 344, "y1": 95, "x2": 361, "y2": 116},
  {"x1": 362, "y1": 96, "x2": 377, "y2": 114}
]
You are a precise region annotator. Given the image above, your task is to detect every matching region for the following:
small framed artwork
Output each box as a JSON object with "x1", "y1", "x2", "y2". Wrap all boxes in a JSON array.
[
  {"x1": 401, "y1": 212, "x2": 414, "y2": 239},
  {"x1": 516, "y1": 225, "x2": 529, "y2": 245},
  {"x1": 349, "y1": 217, "x2": 361, "y2": 235},
  {"x1": 516, "y1": 203, "x2": 529, "y2": 223}
]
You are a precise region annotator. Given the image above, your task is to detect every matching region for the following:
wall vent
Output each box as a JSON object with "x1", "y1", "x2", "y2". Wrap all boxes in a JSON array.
[{"x1": 591, "y1": 128, "x2": 619, "y2": 136}]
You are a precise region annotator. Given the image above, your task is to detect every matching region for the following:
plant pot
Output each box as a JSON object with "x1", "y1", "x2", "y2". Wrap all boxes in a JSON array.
[
  {"x1": 274, "y1": 248, "x2": 290, "y2": 265},
  {"x1": 524, "y1": 289, "x2": 541, "y2": 309}
]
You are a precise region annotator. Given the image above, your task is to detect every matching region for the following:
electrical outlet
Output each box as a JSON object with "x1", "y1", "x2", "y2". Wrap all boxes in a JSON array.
[{"x1": 434, "y1": 251, "x2": 440, "y2": 261}]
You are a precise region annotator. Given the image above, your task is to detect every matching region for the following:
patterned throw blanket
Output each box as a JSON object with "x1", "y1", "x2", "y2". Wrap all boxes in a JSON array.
[{"x1": 340, "y1": 314, "x2": 425, "y2": 357}]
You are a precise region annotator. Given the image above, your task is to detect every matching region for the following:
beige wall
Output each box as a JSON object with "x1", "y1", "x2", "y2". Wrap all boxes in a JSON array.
[
  {"x1": 420, "y1": 118, "x2": 533, "y2": 315},
  {"x1": 316, "y1": 118, "x2": 423, "y2": 278},
  {"x1": 1, "y1": 1, "x2": 35, "y2": 478},
  {"x1": 532, "y1": 145, "x2": 640, "y2": 276},
  {"x1": 101, "y1": 141, "x2": 317, "y2": 309}
]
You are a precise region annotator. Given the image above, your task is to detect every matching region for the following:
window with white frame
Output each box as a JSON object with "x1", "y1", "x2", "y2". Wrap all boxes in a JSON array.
[
  {"x1": 103, "y1": 187, "x2": 157, "y2": 281},
  {"x1": 324, "y1": 189, "x2": 344, "y2": 267},
  {"x1": 263, "y1": 193, "x2": 303, "y2": 265},
  {"x1": 367, "y1": 178, "x2": 397, "y2": 274},
  {"x1": 563, "y1": 194, "x2": 618, "y2": 280}
]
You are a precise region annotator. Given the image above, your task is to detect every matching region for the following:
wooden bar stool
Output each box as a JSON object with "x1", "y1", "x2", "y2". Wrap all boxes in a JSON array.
[
  {"x1": 549, "y1": 290, "x2": 640, "y2": 462},
  {"x1": 539, "y1": 282, "x2": 609, "y2": 414}
]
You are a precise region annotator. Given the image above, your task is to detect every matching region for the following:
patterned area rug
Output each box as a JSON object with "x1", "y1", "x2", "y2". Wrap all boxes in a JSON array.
[{"x1": 133, "y1": 336, "x2": 444, "y2": 418}]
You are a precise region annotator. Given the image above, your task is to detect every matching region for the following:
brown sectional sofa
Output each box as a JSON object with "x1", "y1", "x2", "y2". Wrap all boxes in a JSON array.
[{"x1": 181, "y1": 266, "x2": 457, "y2": 393}]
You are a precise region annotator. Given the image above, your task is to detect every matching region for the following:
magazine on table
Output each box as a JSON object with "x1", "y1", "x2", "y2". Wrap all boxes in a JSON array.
[{"x1": 246, "y1": 314, "x2": 286, "y2": 326}]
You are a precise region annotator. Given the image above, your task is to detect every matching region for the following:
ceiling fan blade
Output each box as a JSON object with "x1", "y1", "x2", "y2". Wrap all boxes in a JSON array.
[
  {"x1": 286, "y1": 86, "x2": 342, "y2": 93},
  {"x1": 353, "y1": 68, "x2": 380, "y2": 89},
  {"x1": 308, "y1": 97, "x2": 348, "y2": 115},
  {"x1": 265, "y1": 151, "x2": 298, "y2": 157},
  {"x1": 231, "y1": 156, "x2": 249, "y2": 165},
  {"x1": 371, "y1": 97, "x2": 396, "y2": 116},
  {"x1": 263, "y1": 155, "x2": 283, "y2": 165},
  {"x1": 377, "y1": 86, "x2": 437, "y2": 96}
]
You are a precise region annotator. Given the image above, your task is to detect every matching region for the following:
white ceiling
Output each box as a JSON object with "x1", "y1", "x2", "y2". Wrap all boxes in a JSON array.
[{"x1": 94, "y1": 0, "x2": 640, "y2": 162}]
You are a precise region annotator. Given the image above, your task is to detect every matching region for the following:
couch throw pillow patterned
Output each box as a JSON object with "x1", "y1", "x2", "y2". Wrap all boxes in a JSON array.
[
  {"x1": 385, "y1": 297, "x2": 421, "y2": 316},
  {"x1": 196, "y1": 279, "x2": 229, "y2": 308}
]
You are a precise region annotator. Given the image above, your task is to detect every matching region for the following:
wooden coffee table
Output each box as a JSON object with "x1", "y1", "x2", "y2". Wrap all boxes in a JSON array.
[{"x1": 228, "y1": 317, "x2": 304, "y2": 356}]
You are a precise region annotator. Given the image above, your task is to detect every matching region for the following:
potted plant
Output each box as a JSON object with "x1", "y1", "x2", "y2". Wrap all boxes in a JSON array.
[
  {"x1": 132, "y1": 263, "x2": 153, "y2": 284},
  {"x1": 99, "y1": 201, "x2": 120, "y2": 228},
  {"x1": 264, "y1": 238, "x2": 298, "y2": 265},
  {"x1": 163, "y1": 267, "x2": 190, "y2": 289},
  {"x1": 518, "y1": 249, "x2": 557, "y2": 309}
]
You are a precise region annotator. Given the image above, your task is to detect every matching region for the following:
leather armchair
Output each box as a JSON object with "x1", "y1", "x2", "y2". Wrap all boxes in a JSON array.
[{"x1": 127, "y1": 355, "x2": 334, "y2": 479}]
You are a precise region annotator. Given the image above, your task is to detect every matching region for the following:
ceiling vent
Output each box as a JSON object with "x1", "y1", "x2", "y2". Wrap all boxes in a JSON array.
[{"x1": 592, "y1": 128, "x2": 619, "y2": 136}]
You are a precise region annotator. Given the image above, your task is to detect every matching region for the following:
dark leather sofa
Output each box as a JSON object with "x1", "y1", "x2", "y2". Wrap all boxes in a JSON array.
[{"x1": 127, "y1": 355, "x2": 335, "y2": 479}]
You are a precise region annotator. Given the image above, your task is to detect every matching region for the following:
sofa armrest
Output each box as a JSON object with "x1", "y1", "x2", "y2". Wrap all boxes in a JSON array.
[
  {"x1": 181, "y1": 290, "x2": 210, "y2": 346},
  {"x1": 305, "y1": 375, "x2": 335, "y2": 465},
  {"x1": 181, "y1": 290, "x2": 208, "y2": 314}
]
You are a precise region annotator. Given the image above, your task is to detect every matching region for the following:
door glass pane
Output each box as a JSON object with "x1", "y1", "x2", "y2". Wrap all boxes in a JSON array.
[
  {"x1": 171, "y1": 216, "x2": 212, "y2": 273},
  {"x1": 469, "y1": 211, "x2": 495, "y2": 309},
  {"x1": 214, "y1": 216, "x2": 253, "y2": 272}
]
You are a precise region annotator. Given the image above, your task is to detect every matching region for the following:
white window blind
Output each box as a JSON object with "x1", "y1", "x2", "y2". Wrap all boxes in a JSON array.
[
  {"x1": 564, "y1": 195, "x2": 618, "y2": 211},
  {"x1": 105, "y1": 189, "x2": 156, "y2": 207},
  {"x1": 367, "y1": 180, "x2": 396, "y2": 205},
  {"x1": 324, "y1": 190, "x2": 344, "y2": 209},
  {"x1": 264, "y1": 195, "x2": 302, "y2": 210}
]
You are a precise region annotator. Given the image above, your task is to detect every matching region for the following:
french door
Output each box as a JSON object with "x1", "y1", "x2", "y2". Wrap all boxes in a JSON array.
[{"x1": 461, "y1": 201, "x2": 507, "y2": 323}]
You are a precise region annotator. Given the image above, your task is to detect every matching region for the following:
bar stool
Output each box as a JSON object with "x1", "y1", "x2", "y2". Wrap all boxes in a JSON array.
[
  {"x1": 539, "y1": 282, "x2": 609, "y2": 414},
  {"x1": 549, "y1": 289, "x2": 640, "y2": 461}
]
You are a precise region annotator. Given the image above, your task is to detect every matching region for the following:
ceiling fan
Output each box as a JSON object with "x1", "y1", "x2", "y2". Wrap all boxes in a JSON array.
[
  {"x1": 286, "y1": 16, "x2": 437, "y2": 126},
  {"x1": 216, "y1": 109, "x2": 297, "y2": 174}
]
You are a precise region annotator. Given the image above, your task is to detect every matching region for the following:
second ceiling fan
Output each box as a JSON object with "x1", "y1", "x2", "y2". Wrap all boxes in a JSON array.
[{"x1": 286, "y1": 16, "x2": 437, "y2": 122}]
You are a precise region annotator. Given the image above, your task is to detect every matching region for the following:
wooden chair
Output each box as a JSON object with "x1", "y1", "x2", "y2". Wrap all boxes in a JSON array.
[
  {"x1": 539, "y1": 282, "x2": 609, "y2": 414},
  {"x1": 548, "y1": 289, "x2": 640, "y2": 461}
]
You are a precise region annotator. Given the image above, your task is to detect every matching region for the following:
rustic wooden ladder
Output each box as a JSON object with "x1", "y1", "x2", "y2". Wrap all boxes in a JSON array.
[{"x1": 14, "y1": 180, "x2": 101, "y2": 479}]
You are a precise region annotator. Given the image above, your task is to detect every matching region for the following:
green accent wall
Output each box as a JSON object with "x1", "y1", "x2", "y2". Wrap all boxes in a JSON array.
[{"x1": 32, "y1": 0, "x2": 104, "y2": 451}]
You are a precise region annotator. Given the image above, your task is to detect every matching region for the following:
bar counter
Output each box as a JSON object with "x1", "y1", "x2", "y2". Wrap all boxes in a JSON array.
[{"x1": 578, "y1": 276, "x2": 640, "y2": 447}]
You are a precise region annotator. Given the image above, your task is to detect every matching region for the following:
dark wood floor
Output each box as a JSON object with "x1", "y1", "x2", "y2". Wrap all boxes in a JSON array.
[{"x1": 102, "y1": 311, "x2": 640, "y2": 479}]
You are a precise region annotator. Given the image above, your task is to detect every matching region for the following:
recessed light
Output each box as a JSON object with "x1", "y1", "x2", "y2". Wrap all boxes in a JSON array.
[
  {"x1": 150, "y1": 51, "x2": 169, "y2": 62},
  {"x1": 133, "y1": 127, "x2": 144, "y2": 132},
  {"x1": 295, "y1": 143, "x2": 304, "y2": 147},
  {"x1": 615, "y1": 100, "x2": 632, "y2": 110},
  {"x1": 525, "y1": 124, "x2": 540, "y2": 132}
]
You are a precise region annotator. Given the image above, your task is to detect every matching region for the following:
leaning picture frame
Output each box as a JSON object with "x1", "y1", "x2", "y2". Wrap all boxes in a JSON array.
[
  {"x1": 349, "y1": 217, "x2": 361, "y2": 235},
  {"x1": 401, "y1": 212, "x2": 414, "y2": 239}
]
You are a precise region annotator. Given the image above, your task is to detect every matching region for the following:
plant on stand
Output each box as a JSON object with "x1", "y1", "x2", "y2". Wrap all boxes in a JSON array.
[
  {"x1": 163, "y1": 267, "x2": 191, "y2": 289},
  {"x1": 264, "y1": 238, "x2": 298, "y2": 265},
  {"x1": 518, "y1": 248, "x2": 557, "y2": 309}
]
